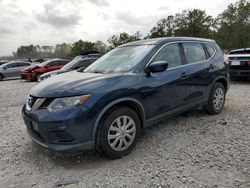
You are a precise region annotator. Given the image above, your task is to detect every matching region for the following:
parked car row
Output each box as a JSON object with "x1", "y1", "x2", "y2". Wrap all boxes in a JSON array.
[
  {"x1": 0, "y1": 54, "x2": 101, "y2": 82},
  {"x1": 21, "y1": 59, "x2": 70, "y2": 81},
  {"x1": 38, "y1": 54, "x2": 101, "y2": 81}
]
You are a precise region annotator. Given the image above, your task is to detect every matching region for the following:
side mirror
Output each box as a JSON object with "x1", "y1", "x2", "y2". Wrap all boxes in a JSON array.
[
  {"x1": 147, "y1": 61, "x2": 168, "y2": 73},
  {"x1": 44, "y1": 65, "x2": 49, "y2": 68},
  {"x1": 3, "y1": 67, "x2": 7, "y2": 70}
]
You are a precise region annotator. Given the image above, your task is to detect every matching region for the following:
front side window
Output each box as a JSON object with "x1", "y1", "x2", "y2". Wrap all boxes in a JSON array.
[
  {"x1": 151, "y1": 43, "x2": 182, "y2": 69},
  {"x1": 85, "y1": 45, "x2": 154, "y2": 73},
  {"x1": 6, "y1": 63, "x2": 17, "y2": 68},
  {"x1": 183, "y1": 43, "x2": 207, "y2": 64}
]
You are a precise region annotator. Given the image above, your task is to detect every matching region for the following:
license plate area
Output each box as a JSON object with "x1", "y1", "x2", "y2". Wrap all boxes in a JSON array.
[{"x1": 231, "y1": 61, "x2": 241, "y2": 66}]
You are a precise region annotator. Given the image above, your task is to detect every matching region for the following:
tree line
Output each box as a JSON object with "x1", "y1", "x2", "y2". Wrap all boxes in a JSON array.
[{"x1": 8, "y1": 0, "x2": 250, "y2": 59}]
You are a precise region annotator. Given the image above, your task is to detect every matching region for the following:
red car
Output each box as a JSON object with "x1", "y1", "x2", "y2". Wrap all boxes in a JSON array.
[{"x1": 21, "y1": 59, "x2": 70, "y2": 81}]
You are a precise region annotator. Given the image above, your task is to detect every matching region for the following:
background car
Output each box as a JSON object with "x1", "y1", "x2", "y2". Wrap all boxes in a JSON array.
[
  {"x1": 21, "y1": 58, "x2": 70, "y2": 81},
  {"x1": 0, "y1": 60, "x2": 8, "y2": 65},
  {"x1": 0, "y1": 61, "x2": 31, "y2": 81},
  {"x1": 38, "y1": 55, "x2": 101, "y2": 81},
  {"x1": 227, "y1": 48, "x2": 250, "y2": 80}
]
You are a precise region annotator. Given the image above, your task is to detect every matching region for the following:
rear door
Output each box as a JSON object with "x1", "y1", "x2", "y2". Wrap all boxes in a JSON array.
[
  {"x1": 15, "y1": 62, "x2": 31, "y2": 76},
  {"x1": 180, "y1": 42, "x2": 215, "y2": 103}
]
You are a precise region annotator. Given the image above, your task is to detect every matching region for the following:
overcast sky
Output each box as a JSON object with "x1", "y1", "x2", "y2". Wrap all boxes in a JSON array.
[{"x1": 0, "y1": 0, "x2": 238, "y2": 56}]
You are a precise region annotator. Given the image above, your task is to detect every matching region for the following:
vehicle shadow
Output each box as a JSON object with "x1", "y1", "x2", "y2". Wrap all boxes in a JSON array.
[
  {"x1": 0, "y1": 78, "x2": 21, "y2": 82},
  {"x1": 230, "y1": 79, "x2": 250, "y2": 85},
  {"x1": 22, "y1": 107, "x2": 214, "y2": 171}
]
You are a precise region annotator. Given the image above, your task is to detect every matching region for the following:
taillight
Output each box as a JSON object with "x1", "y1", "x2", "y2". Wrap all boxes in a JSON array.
[{"x1": 247, "y1": 61, "x2": 250, "y2": 66}]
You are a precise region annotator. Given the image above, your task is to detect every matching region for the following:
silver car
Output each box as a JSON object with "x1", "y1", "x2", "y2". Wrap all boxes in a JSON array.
[{"x1": 0, "y1": 61, "x2": 31, "y2": 81}]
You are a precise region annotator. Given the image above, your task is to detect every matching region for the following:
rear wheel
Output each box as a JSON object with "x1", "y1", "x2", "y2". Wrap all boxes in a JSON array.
[
  {"x1": 97, "y1": 107, "x2": 141, "y2": 159},
  {"x1": 204, "y1": 82, "x2": 225, "y2": 114}
]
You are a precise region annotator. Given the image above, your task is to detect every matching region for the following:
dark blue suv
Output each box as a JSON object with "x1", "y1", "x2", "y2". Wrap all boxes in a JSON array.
[{"x1": 22, "y1": 37, "x2": 229, "y2": 159}]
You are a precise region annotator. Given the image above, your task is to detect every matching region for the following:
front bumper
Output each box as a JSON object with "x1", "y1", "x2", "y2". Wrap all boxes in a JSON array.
[
  {"x1": 22, "y1": 105, "x2": 96, "y2": 152},
  {"x1": 229, "y1": 69, "x2": 250, "y2": 78},
  {"x1": 21, "y1": 72, "x2": 35, "y2": 81}
]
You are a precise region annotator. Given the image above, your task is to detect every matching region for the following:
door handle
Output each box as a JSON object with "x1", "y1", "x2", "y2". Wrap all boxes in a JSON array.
[{"x1": 180, "y1": 72, "x2": 189, "y2": 79}]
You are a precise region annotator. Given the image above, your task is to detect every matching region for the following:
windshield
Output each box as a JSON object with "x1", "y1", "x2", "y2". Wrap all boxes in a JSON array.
[
  {"x1": 84, "y1": 45, "x2": 154, "y2": 73},
  {"x1": 62, "y1": 59, "x2": 79, "y2": 70}
]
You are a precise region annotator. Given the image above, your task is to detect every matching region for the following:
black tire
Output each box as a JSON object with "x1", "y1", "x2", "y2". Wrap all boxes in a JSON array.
[
  {"x1": 204, "y1": 82, "x2": 226, "y2": 115},
  {"x1": 0, "y1": 74, "x2": 3, "y2": 81},
  {"x1": 230, "y1": 76, "x2": 237, "y2": 81},
  {"x1": 97, "y1": 107, "x2": 141, "y2": 159},
  {"x1": 36, "y1": 74, "x2": 41, "y2": 81}
]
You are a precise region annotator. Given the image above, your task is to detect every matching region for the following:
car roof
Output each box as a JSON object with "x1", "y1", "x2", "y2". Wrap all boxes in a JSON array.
[{"x1": 120, "y1": 37, "x2": 215, "y2": 47}]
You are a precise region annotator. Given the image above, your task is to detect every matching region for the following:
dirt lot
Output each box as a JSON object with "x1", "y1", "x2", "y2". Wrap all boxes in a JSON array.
[{"x1": 0, "y1": 80, "x2": 249, "y2": 188}]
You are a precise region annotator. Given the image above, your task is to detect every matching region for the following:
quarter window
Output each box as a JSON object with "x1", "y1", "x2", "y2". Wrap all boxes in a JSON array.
[
  {"x1": 205, "y1": 44, "x2": 215, "y2": 57},
  {"x1": 183, "y1": 43, "x2": 207, "y2": 64},
  {"x1": 151, "y1": 44, "x2": 182, "y2": 68}
]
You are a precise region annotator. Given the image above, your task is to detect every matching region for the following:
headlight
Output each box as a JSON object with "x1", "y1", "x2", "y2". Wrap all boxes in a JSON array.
[{"x1": 47, "y1": 95, "x2": 90, "y2": 113}]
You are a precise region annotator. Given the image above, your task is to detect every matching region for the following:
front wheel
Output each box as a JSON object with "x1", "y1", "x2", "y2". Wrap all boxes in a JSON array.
[
  {"x1": 0, "y1": 74, "x2": 3, "y2": 81},
  {"x1": 36, "y1": 74, "x2": 41, "y2": 81},
  {"x1": 204, "y1": 82, "x2": 226, "y2": 115},
  {"x1": 97, "y1": 107, "x2": 141, "y2": 159}
]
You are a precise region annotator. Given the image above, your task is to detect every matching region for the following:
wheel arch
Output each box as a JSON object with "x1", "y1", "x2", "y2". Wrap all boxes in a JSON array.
[
  {"x1": 91, "y1": 98, "x2": 146, "y2": 141},
  {"x1": 213, "y1": 76, "x2": 229, "y2": 92}
]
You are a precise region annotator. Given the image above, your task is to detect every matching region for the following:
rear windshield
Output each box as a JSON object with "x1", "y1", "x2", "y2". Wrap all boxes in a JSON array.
[{"x1": 229, "y1": 49, "x2": 250, "y2": 54}]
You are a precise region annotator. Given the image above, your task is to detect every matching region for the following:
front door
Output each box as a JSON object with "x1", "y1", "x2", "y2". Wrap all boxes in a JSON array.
[
  {"x1": 142, "y1": 43, "x2": 191, "y2": 121},
  {"x1": 3, "y1": 63, "x2": 20, "y2": 78}
]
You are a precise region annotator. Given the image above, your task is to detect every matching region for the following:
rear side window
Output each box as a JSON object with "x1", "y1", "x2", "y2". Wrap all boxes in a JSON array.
[
  {"x1": 59, "y1": 60, "x2": 69, "y2": 65},
  {"x1": 48, "y1": 61, "x2": 59, "y2": 66},
  {"x1": 183, "y1": 43, "x2": 207, "y2": 64},
  {"x1": 18, "y1": 62, "x2": 30, "y2": 67},
  {"x1": 151, "y1": 43, "x2": 182, "y2": 68},
  {"x1": 205, "y1": 44, "x2": 215, "y2": 58},
  {"x1": 75, "y1": 59, "x2": 96, "y2": 69}
]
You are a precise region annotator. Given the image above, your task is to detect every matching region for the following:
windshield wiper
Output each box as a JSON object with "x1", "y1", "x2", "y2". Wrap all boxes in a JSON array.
[{"x1": 93, "y1": 71, "x2": 104, "y2": 74}]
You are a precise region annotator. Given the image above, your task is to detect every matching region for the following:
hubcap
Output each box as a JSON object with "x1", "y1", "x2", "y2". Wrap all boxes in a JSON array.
[
  {"x1": 108, "y1": 115, "x2": 136, "y2": 151},
  {"x1": 213, "y1": 88, "x2": 225, "y2": 110}
]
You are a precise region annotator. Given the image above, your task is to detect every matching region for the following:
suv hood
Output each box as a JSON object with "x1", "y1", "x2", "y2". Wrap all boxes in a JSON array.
[{"x1": 30, "y1": 71, "x2": 120, "y2": 97}]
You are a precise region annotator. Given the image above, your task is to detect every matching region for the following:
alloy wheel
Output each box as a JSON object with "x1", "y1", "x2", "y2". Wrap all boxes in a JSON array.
[{"x1": 213, "y1": 87, "x2": 225, "y2": 110}]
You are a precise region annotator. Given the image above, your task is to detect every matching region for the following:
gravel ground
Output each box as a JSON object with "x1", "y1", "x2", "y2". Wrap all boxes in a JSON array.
[{"x1": 0, "y1": 79, "x2": 249, "y2": 188}]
